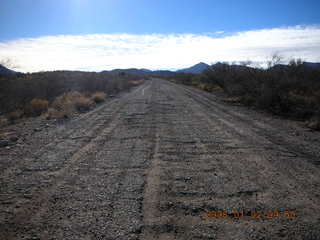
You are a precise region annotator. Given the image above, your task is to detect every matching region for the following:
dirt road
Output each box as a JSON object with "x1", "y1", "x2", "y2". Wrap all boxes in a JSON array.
[{"x1": 1, "y1": 79, "x2": 320, "y2": 240}]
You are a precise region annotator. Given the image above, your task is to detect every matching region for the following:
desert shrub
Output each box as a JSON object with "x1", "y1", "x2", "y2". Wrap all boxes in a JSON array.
[
  {"x1": 92, "y1": 92, "x2": 106, "y2": 103},
  {"x1": 51, "y1": 91, "x2": 83, "y2": 117},
  {"x1": 173, "y1": 60, "x2": 320, "y2": 129},
  {"x1": 44, "y1": 108, "x2": 69, "y2": 120},
  {"x1": 53, "y1": 91, "x2": 82, "y2": 108},
  {"x1": 47, "y1": 91, "x2": 94, "y2": 118},
  {"x1": 172, "y1": 73, "x2": 195, "y2": 85},
  {"x1": 30, "y1": 98, "x2": 49, "y2": 116},
  {"x1": 307, "y1": 117, "x2": 320, "y2": 131},
  {"x1": 6, "y1": 110, "x2": 23, "y2": 124},
  {"x1": 129, "y1": 80, "x2": 144, "y2": 86},
  {"x1": 0, "y1": 116, "x2": 8, "y2": 127},
  {"x1": 241, "y1": 95, "x2": 256, "y2": 106},
  {"x1": 257, "y1": 80, "x2": 280, "y2": 109},
  {"x1": 74, "y1": 96, "x2": 93, "y2": 112},
  {"x1": 197, "y1": 83, "x2": 220, "y2": 92},
  {"x1": 0, "y1": 70, "x2": 142, "y2": 117}
]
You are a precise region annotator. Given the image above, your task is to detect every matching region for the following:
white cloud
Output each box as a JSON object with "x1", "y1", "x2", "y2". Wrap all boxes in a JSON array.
[{"x1": 0, "y1": 25, "x2": 320, "y2": 72}]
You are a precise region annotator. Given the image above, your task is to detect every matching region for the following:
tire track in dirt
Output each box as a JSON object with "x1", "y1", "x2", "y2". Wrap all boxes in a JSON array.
[
  {"x1": 0, "y1": 82, "x2": 151, "y2": 239},
  {"x1": 141, "y1": 80, "x2": 163, "y2": 240},
  {"x1": 175, "y1": 83, "x2": 320, "y2": 203},
  {"x1": 179, "y1": 83, "x2": 320, "y2": 163},
  {"x1": 1, "y1": 97, "x2": 127, "y2": 240},
  {"x1": 0, "y1": 83, "x2": 147, "y2": 177},
  {"x1": 142, "y1": 79, "x2": 320, "y2": 240}
]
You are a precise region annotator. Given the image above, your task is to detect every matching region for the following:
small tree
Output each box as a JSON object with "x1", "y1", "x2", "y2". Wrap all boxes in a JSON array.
[
  {"x1": 289, "y1": 58, "x2": 303, "y2": 67},
  {"x1": 267, "y1": 53, "x2": 283, "y2": 68}
]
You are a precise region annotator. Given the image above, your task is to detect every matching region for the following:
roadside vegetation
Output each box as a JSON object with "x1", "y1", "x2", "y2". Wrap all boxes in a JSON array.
[
  {"x1": 0, "y1": 70, "x2": 145, "y2": 126},
  {"x1": 169, "y1": 57, "x2": 320, "y2": 130}
]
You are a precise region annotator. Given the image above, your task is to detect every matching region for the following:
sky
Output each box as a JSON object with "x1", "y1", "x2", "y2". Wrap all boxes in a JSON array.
[{"x1": 0, "y1": 0, "x2": 320, "y2": 72}]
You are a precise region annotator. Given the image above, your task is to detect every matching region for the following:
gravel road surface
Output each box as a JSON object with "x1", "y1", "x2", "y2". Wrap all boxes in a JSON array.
[{"x1": 1, "y1": 79, "x2": 320, "y2": 240}]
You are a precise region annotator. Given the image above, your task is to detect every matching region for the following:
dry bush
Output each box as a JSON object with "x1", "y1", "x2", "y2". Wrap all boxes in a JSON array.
[
  {"x1": 50, "y1": 91, "x2": 83, "y2": 118},
  {"x1": 224, "y1": 96, "x2": 242, "y2": 104},
  {"x1": 0, "y1": 70, "x2": 140, "y2": 117},
  {"x1": 44, "y1": 108, "x2": 69, "y2": 120},
  {"x1": 307, "y1": 117, "x2": 320, "y2": 131},
  {"x1": 52, "y1": 91, "x2": 81, "y2": 111},
  {"x1": 74, "y1": 96, "x2": 93, "y2": 112},
  {"x1": 6, "y1": 110, "x2": 23, "y2": 124},
  {"x1": 0, "y1": 116, "x2": 8, "y2": 127},
  {"x1": 30, "y1": 98, "x2": 49, "y2": 116},
  {"x1": 202, "y1": 83, "x2": 221, "y2": 92},
  {"x1": 45, "y1": 91, "x2": 94, "y2": 119},
  {"x1": 196, "y1": 83, "x2": 207, "y2": 91},
  {"x1": 0, "y1": 132, "x2": 5, "y2": 140},
  {"x1": 172, "y1": 60, "x2": 320, "y2": 123},
  {"x1": 92, "y1": 92, "x2": 106, "y2": 103},
  {"x1": 129, "y1": 80, "x2": 144, "y2": 85}
]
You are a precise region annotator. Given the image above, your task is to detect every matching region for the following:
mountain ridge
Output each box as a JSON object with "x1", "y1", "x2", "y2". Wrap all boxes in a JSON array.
[
  {"x1": 0, "y1": 64, "x2": 18, "y2": 75},
  {"x1": 177, "y1": 62, "x2": 210, "y2": 74},
  {"x1": 101, "y1": 62, "x2": 210, "y2": 75}
]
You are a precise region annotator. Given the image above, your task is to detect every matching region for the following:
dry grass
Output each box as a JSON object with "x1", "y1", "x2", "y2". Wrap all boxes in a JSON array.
[
  {"x1": 74, "y1": 96, "x2": 93, "y2": 112},
  {"x1": 44, "y1": 108, "x2": 69, "y2": 120},
  {"x1": 307, "y1": 118, "x2": 320, "y2": 131},
  {"x1": 6, "y1": 110, "x2": 23, "y2": 124},
  {"x1": 223, "y1": 96, "x2": 242, "y2": 104},
  {"x1": 0, "y1": 70, "x2": 143, "y2": 124},
  {"x1": 129, "y1": 80, "x2": 144, "y2": 85},
  {"x1": 0, "y1": 70, "x2": 142, "y2": 116},
  {"x1": 46, "y1": 91, "x2": 93, "y2": 119},
  {"x1": 30, "y1": 98, "x2": 49, "y2": 116},
  {"x1": 92, "y1": 92, "x2": 106, "y2": 103},
  {"x1": 0, "y1": 116, "x2": 8, "y2": 127},
  {"x1": 196, "y1": 83, "x2": 221, "y2": 92},
  {"x1": 52, "y1": 91, "x2": 81, "y2": 113}
]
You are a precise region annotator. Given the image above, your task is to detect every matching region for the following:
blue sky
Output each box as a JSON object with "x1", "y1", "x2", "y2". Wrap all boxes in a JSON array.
[
  {"x1": 1, "y1": 0, "x2": 320, "y2": 71},
  {"x1": 1, "y1": 0, "x2": 320, "y2": 40}
]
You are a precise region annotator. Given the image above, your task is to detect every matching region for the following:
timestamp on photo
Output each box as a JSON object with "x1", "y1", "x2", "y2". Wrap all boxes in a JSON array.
[{"x1": 203, "y1": 210, "x2": 297, "y2": 220}]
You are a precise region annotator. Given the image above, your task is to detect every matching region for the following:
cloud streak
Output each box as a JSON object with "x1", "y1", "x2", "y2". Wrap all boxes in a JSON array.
[{"x1": 0, "y1": 25, "x2": 320, "y2": 72}]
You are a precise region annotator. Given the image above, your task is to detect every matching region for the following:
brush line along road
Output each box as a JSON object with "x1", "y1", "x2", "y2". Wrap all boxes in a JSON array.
[{"x1": 0, "y1": 79, "x2": 320, "y2": 239}]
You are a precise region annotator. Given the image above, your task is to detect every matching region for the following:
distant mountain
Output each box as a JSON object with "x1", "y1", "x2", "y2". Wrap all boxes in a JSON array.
[
  {"x1": 151, "y1": 70, "x2": 176, "y2": 76},
  {"x1": 0, "y1": 64, "x2": 17, "y2": 75},
  {"x1": 270, "y1": 62, "x2": 320, "y2": 71},
  {"x1": 109, "y1": 68, "x2": 151, "y2": 75},
  {"x1": 101, "y1": 62, "x2": 212, "y2": 76},
  {"x1": 101, "y1": 68, "x2": 176, "y2": 76},
  {"x1": 303, "y1": 62, "x2": 320, "y2": 69},
  {"x1": 177, "y1": 62, "x2": 210, "y2": 74}
]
